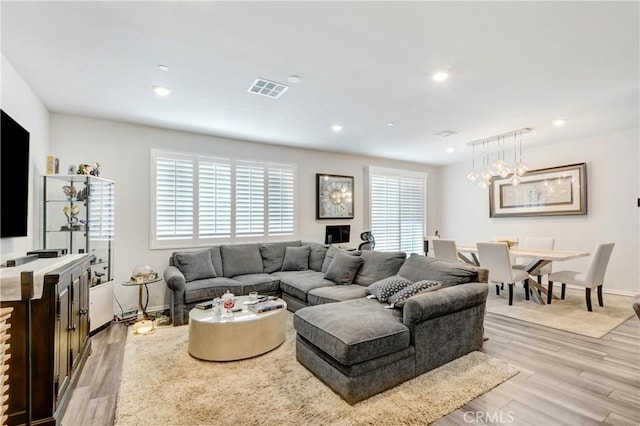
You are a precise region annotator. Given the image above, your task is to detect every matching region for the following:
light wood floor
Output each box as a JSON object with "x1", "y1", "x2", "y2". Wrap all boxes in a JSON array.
[{"x1": 61, "y1": 314, "x2": 639, "y2": 426}]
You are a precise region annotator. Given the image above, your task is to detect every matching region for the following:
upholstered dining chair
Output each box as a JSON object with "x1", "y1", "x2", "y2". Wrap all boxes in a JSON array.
[
  {"x1": 513, "y1": 237, "x2": 555, "y2": 283},
  {"x1": 477, "y1": 242, "x2": 530, "y2": 305},
  {"x1": 547, "y1": 243, "x2": 615, "y2": 311},
  {"x1": 432, "y1": 239, "x2": 459, "y2": 263}
]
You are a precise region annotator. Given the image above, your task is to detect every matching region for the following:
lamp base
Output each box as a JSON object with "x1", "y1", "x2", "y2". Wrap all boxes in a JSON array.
[{"x1": 132, "y1": 319, "x2": 155, "y2": 335}]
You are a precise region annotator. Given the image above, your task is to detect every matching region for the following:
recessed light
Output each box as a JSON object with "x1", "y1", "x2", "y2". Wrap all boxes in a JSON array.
[
  {"x1": 153, "y1": 85, "x2": 171, "y2": 96},
  {"x1": 432, "y1": 72, "x2": 449, "y2": 82},
  {"x1": 287, "y1": 75, "x2": 301, "y2": 83},
  {"x1": 387, "y1": 122, "x2": 396, "y2": 127},
  {"x1": 552, "y1": 119, "x2": 567, "y2": 127},
  {"x1": 331, "y1": 124, "x2": 343, "y2": 132},
  {"x1": 446, "y1": 147, "x2": 455, "y2": 153},
  {"x1": 158, "y1": 64, "x2": 169, "y2": 71}
]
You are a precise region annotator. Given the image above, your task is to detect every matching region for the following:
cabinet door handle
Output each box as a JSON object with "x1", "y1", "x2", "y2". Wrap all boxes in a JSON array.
[
  {"x1": 68, "y1": 324, "x2": 77, "y2": 331},
  {"x1": 79, "y1": 309, "x2": 88, "y2": 315}
]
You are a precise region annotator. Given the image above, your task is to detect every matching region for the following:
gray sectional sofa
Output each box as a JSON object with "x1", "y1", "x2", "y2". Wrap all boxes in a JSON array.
[{"x1": 164, "y1": 240, "x2": 489, "y2": 404}]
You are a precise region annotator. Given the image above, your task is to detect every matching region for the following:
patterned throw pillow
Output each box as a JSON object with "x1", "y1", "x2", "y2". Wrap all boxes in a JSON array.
[
  {"x1": 387, "y1": 280, "x2": 443, "y2": 308},
  {"x1": 365, "y1": 275, "x2": 413, "y2": 302}
]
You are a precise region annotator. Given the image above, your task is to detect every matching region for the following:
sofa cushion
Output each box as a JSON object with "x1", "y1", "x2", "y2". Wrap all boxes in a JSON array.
[
  {"x1": 207, "y1": 246, "x2": 224, "y2": 279},
  {"x1": 303, "y1": 242, "x2": 329, "y2": 272},
  {"x1": 259, "y1": 241, "x2": 302, "y2": 273},
  {"x1": 221, "y1": 244, "x2": 264, "y2": 277},
  {"x1": 353, "y1": 251, "x2": 407, "y2": 286},
  {"x1": 282, "y1": 246, "x2": 311, "y2": 271},
  {"x1": 173, "y1": 249, "x2": 217, "y2": 282},
  {"x1": 184, "y1": 277, "x2": 243, "y2": 303},
  {"x1": 324, "y1": 252, "x2": 364, "y2": 285},
  {"x1": 294, "y1": 298, "x2": 409, "y2": 366},
  {"x1": 232, "y1": 273, "x2": 281, "y2": 294},
  {"x1": 398, "y1": 255, "x2": 480, "y2": 287},
  {"x1": 321, "y1": 247, "x2": 360, "y2": 273},
  {"x1": 279, "y1": 271, "x2": 335, "y2": 302},
  {"x1": 307, "y1": 285, "x2": 368, "y2": 305},
  {"x1": 387, "y1": 280, "x2": 443, "y2": 308},
  {"x1": 365, "y1": 275, "x2": 413, "y2": 302}
]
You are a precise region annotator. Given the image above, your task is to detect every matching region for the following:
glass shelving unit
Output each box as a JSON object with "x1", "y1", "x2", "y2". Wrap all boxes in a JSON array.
[{"x1": 43, "y1": 175, "x2": 115, "y2": 286}]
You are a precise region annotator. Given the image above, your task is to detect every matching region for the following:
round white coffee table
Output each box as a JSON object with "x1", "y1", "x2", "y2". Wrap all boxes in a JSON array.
[{"x1": 188, "y1": 295, "x2": 287, "y2": 361}]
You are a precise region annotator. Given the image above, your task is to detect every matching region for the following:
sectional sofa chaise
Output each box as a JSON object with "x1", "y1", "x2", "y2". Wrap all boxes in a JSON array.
[{"x1": 164, "y1": 240, "x2": 489, "y2": 403}]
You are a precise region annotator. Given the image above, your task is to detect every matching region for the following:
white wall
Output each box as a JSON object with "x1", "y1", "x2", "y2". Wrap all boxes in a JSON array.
[
  {"x1": 0, "y1": 54, "x2": 50, "y2": 260},
  {"x1": 437, "y1": 128, "x2": 639, "y2": 295},
  {"x1": 50, "y1": 114, "x2": 438, "y2": 313}
]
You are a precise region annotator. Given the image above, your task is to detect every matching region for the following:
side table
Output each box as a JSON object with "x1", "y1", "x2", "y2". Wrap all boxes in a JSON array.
[{"x1": 122, "y1": 277, "x2": 162, "y2": 334}]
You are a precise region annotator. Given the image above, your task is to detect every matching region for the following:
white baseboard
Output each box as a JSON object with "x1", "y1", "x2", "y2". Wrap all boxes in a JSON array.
[{"x1": 563, "y1": 283, "x2": 636, "y2": 297}]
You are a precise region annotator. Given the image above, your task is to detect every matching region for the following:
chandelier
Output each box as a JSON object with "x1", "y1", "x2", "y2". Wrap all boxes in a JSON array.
[{"x1": 466, "y1": 128, "x2": 531, "y2": 188}]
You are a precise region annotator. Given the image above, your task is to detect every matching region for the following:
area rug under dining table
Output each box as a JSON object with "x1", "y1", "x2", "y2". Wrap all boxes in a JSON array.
[
  {"x1": 487, "y1": 286, "x2": 634, "y2": 338},
  {"x1": 115, "y1": 312, "x2": 518, "y2": 425}
]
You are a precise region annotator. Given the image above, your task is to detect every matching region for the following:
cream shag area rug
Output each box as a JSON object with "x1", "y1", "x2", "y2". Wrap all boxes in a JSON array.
[
  {"x1": 487, "y1": 286, "x2": 634, "y2": 338},
  {"x1": 116, "y1": 313, "x2": 517, "y2": 426}
]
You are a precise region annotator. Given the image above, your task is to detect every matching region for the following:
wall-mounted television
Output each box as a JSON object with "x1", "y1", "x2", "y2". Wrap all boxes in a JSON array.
[
  {"x1": 1, "y1": 110, "x2": 30, "y2": 238},
  {"x1": 324, "y1": 225, "x2": 350, "y2": 245}
]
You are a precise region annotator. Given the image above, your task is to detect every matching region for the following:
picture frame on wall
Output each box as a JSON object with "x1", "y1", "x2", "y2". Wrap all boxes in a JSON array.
[
  {"x1": 489, "y1": 162, "x2": 587, "y2": 217},
  {"x1": 316, "y1": 173, "x2": 354, "y2": 219}
]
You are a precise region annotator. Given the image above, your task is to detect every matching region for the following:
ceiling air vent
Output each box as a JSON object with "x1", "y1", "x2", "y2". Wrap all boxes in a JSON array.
[
  {"x1": 248, "y1": 78, "x2": 289, "y2": 99},
  {"x1": 435, "y1": 130, "x2": 459, "y2": 138}
]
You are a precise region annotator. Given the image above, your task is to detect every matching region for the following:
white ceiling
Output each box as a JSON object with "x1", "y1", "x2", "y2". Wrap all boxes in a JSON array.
[{"x1": 2, "y1": 1, "x2": 638, "y2": 166}]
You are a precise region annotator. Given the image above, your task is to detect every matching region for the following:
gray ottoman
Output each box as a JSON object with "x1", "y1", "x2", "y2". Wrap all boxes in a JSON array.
[{"x1": 294, "y1": 298, "x2": 416, "y2": 404}]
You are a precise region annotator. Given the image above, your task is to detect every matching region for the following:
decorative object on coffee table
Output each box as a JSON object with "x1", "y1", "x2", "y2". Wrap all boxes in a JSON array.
[{"x1": 316, "y1": 173, "x2": 354, "y2": 219}]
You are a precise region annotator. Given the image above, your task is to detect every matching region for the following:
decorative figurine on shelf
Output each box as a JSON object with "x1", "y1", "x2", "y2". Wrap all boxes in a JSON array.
[
  {"x1": 76, "y1": 187, "x2": 88, "y2": 202},
  {"x1": 221, "y1": 291, "x2": 236, "y2": 318},
  {"x1": 62, "y1": 185, "x2": 77, "y2": 200},
  {"x1": 77, "y1": 162, "x2": 102, "y2": 177},
  {"x1": 60, "y1": 204, "x2": 84, "y2": 231}
]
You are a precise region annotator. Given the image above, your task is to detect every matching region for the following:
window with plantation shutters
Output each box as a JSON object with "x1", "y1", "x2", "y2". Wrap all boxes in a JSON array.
[
  {"x1": 151, "y1": 150, "x2": 296, "y2": 248},
  {"x1": 268, "y1": 164, "x2": 295, "y2": 235},
  {"x1": 155, "y1": 155, "x2": 194, "y2": 240},
  {"x1": 236, "y1": 162, "x2": 265, "y2": 237},
  {"x1": 199, "y1": 160, "x2": 232, "y2": 238},
  {"x1": 368, "y1": 167, "x2": 426, "y2": 254}
]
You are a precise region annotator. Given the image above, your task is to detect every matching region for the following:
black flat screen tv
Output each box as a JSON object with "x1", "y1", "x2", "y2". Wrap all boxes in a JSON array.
[
  {"x1": 1, "y1": 109, "x2": 30, "y2": 238},
  {"x1": 324, "y1": 225, "x2": 350, "y2": 245}
]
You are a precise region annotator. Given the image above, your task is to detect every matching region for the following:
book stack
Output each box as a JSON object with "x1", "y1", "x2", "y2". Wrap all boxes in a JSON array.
[{"x1": 248, "y1": 299, "x2": 285, "y2": 314}]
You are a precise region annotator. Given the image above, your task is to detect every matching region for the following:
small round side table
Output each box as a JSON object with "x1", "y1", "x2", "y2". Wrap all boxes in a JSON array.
[{"x1": 122, "y1": 277, "x2": 162, "y2": 334}]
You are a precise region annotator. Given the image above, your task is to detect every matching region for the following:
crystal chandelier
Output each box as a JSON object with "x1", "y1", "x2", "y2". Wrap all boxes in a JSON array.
[{"x1": 466, "y1": 128, "x2": 531, "y2": 188}]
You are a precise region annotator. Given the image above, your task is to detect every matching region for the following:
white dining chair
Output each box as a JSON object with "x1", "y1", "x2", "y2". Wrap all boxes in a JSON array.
[
  {"x1": 513, "y1": 237, "x2": 555, "y2": 283},
  {"x1": 477, "y1": 242, "x2": 530, "y2": 305},
  {"x1": 547, "y1": 243, "x2": 615, "y2": 311},
  {"x1": 432, "y1": 239, "x2": 459, "y2": 263}
]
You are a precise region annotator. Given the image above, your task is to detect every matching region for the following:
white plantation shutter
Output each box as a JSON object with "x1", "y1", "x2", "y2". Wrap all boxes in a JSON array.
[
  {"x1": 236, "y1": 162, "x2": 265, "y2": 237},
  {"x1": 199, "y1": 159, "x2": 231, "y2": 238},
  {"x1": 155, "y1": 156, "x2": 194, "y2": 240},
  {"x1": 151, "y1": 150, "x2": 295, "y2": 247},
  {"x1": 268, "y1": 164, "x2": 295, "y2": 235},
  {"x1": 370, "y1": 175, "x2": 400, "y2": 251},
  {"x1": 369, "y1": 167, "x2": 426, "y2": 254},
  {"x1": 88, "y1": 178, "x2": 115, "y2": 240}
]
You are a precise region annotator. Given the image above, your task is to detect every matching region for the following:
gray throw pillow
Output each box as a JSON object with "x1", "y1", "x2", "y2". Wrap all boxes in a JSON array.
[
  {"x1": 387, "y1": 280, "x2": 443, "y2": 308},
  {"x1": 365, "y1": 275, "x2": 413, "y2": 302},
  {"x1": 173, "y1": 249, "x2": 217, "y2": 282},
  {"x1": 324, "y1": 252, "x2": 364, "y2": 285},
  {"x1": 321, "y1": 246, "x2": 360, "y2": 273},
  {"x1": 281, "y1": 246, "x2": 311, "y2": 271}
]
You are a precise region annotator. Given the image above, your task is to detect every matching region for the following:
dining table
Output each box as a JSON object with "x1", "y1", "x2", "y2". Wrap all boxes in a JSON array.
[{"x1": 456, "y1": 244, "x2": 590, "y2": 304}]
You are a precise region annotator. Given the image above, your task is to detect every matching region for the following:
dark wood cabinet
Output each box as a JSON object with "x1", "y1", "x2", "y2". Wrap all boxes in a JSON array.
[{"x1": 1, "y1": 255, "x2": 92, "y2": 425}]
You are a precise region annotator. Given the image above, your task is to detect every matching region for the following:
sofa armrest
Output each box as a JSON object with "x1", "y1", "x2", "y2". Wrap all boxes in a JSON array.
[
  {"x1": 164, "y1": 266, "x2": 186, "y2": 292},
  {"x1": 402, "y1": 282, "x2": 488, "y2": 325}
]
